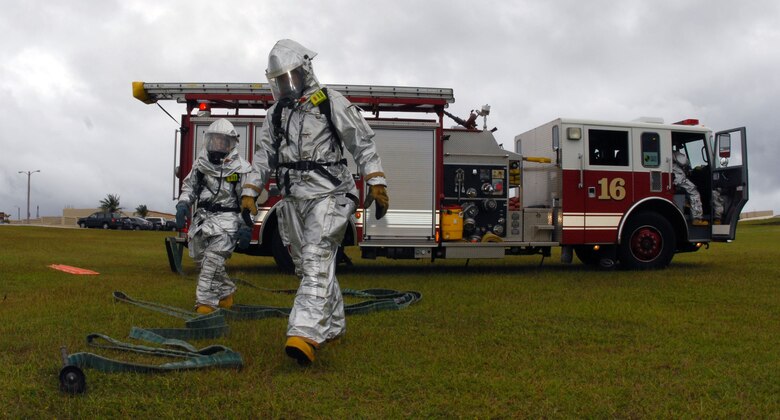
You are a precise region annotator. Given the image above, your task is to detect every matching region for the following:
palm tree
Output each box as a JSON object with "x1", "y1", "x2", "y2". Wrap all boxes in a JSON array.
[
  {"x1": 135, "y1": 204, "x2": 148, "y2": 218},
  {"x1": 99, "y1": 194, "x2": 122, "y2": 213}
]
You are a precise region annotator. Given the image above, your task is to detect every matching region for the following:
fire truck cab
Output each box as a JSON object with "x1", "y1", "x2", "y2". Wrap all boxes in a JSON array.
[
  {"x1": 133, "y1": 82, "x2": 748, "y2": 271},
  {"x1": 516, "y1": 117, "x2": 748, "y2": 269}
]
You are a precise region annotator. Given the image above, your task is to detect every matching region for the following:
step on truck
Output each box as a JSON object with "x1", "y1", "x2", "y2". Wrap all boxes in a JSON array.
[{"x1": 133, "y1": 82, "x2": 748, "y2": 271}]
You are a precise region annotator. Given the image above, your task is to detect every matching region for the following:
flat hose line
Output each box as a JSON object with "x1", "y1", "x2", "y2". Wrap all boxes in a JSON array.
[
  {"x1": 65, "y1": 329, "x2": 243, "y2": 374},
  {"x1": 64, "y1": 286, "x2": 421, "y2": 375}
]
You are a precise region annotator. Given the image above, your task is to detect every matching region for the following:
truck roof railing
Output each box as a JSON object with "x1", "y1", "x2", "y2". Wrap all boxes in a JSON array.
[{"x1": 133, "y1": 81, "x2": 455, "y2": 115}]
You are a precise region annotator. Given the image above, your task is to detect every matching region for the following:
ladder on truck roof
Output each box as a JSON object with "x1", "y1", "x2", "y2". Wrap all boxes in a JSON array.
[{"x1": 132, "y1": 81, "x2": 455, "y2": 115}]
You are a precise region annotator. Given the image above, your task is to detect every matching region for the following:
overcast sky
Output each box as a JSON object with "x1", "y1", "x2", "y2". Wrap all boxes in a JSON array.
[{"x1": 1, "y1": 0, "x2": 779, "y2": 219}]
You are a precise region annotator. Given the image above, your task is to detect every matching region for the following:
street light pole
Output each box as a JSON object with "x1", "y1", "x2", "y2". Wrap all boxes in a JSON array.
[{"x1": 18, "y1": 170, "x2": 41, "y2": 224}]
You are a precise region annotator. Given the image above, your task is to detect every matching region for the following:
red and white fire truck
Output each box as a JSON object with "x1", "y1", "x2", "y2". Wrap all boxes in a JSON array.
[{"x1": 133, "y1": 82, "x2": 748, "y2": 271}]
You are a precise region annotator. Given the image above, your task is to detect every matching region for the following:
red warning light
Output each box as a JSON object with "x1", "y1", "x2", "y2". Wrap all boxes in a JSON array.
[{"x1": 674, "y1": 119, "x2": 699, "y2": 126}]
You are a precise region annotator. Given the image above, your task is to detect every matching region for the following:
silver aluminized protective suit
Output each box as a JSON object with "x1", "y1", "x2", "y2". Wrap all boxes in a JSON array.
[
  {"x1": 672, "y1": 151, "x2": 704, "y2": 220},
  {"x1": 180, "y1": 120, "x2": 260, "y2": 309},
  {"x1": 712, "y1": 188, "x2": 725, "y2": 222},
  {"x1": 246, "y1": 39, "x2": 386, "y2": 345}
]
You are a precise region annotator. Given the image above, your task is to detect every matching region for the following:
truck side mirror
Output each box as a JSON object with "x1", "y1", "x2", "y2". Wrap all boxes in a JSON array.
[
  {"x1": 552, "y1": 126, "x2": 560, "y2": 151},
  {"x1": 717, "y1": 133, "x2": 731, "y2": 158}
]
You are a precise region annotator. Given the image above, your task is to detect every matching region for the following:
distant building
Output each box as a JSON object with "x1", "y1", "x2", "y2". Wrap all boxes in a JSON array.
[{"x1": 740, "y1": 210, "x2": 774, "y2": 220}]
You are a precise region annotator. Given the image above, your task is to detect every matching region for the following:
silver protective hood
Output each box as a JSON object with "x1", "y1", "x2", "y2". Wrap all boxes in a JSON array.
[
  {"x1": 673, "y1": 151, "x2": 689, "y2": 167},
  {"x1": 266, "y1": 39, "x2": 317, "y2": 78},
  {"x1": 199, "y1": 118, "x2": 242, "y2": 170},
  {"x1": 206, "y1": 118, "x2": 239, "y2": 138},
  {"x1": 266, "y1": 39, "x2": 320, "y2": 99},
  {"x1": 204, "y1": 119, "x2": 239, "y2": 154}
]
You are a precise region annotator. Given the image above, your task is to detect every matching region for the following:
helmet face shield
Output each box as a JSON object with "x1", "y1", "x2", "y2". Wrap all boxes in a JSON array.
[
  {"x1": 269, "y1": 67, "x2": 305, "y2": 100},
  {"x1": 205, "y1": 132, "x2": 237, "y2": 164},
  {"x1": 206, "y1": 133, "x2": 235, "y2": 154}
]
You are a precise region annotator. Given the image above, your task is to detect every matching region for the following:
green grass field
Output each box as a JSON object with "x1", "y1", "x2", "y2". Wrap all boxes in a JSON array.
[{"x1": 1, "y1": 221, "x2": 779, "y2": 418}]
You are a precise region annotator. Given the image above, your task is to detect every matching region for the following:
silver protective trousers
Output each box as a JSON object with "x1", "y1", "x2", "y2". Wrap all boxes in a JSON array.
[
  {"x1": 673, "y1": 169, "x2": 703, "y2": 220},
  {"x1": 676, "y1": 177, "x2": 703, "y2": 219},
  {"x1": 278, "y1": 194, "x2": 356, "y2": 344},
  {"x1": 712, "y1": 189, "x2": 725, "y2": 221},
  {"x1": 189, "y1": 220, "x2": 238, "y2": 308}
]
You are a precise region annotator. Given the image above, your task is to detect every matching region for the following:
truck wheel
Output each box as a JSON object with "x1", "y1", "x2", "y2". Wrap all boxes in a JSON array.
[
  {"x1": 271, "y1": 227, "x2": 295, "y2": 273},
  {"x1": 618, "y1": 212, "x2": 675, "y2": 270},
  {"x1": 574, "y1": 246, "x2": 600, "y2": 266},
  {"x1": 79, "y1": 222, "x2": 87, "y2": 229},
  {"x1": 102, "y1": 223, "x2": 109, "y2": 229}
]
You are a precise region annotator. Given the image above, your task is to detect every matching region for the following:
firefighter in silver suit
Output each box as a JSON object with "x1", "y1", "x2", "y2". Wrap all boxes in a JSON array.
[
  {"x1": 248, "y1": 39, "x2": 389, "y2": 365},
  {"x1": 176, "y1": 119, "x2": 260, "y2": 314},
  {"x1": 672, "y1": 150, "x2": 708, "y2": 226}
]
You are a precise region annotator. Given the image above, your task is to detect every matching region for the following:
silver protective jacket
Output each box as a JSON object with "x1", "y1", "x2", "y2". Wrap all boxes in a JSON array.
[
  {"x1": 247, "y1": 87, "x2": 386, "y2": 200},
  {"x1": 247, "y1": 40, "x2": 385, "y2": 198},
  {"x1": 181, "y1": 147, "x2": 260, "y2": 231}
]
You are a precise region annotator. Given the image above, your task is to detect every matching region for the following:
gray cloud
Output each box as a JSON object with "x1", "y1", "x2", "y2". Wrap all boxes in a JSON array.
[{"x1": 1, "y1": 0, "x2": 778, "y2": 218}]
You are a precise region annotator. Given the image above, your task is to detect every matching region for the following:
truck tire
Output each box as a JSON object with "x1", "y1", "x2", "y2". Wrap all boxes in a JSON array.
[
  {"x1": 271, "y1": 227, "x2": 295, "y2": 273},
  {"x1": 79, "y1": 222, "x2": 87, "y2": 229},
  {"x1": 574, "y1": 246, "x2": 600, "y2": 266},
  {"x1": 618, "y1": 212, "x2": 675, "y2": 270},
  {"x1": 102, "y1": 223, "x2": 109, "y2": 229}
]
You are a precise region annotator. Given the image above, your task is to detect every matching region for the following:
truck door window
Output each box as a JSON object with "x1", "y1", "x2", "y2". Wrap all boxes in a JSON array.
[
  {"x1": 588, "y1": 129, "x2": 628, "y2": 166},
  {"x1": 641, "y1": 132, "x2": 660, "y2": 167},
  {"x1": 715, "y1": 129, "x2": 743, "y2": 168}
]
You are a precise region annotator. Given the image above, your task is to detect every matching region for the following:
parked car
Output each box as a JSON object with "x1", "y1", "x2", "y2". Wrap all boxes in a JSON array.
[
  {"x1": 120, "y1": 217, "x2": 154, "y2": 230},
  {"x1": 163, "y1": 219, "x2": 178, "y2": 231},
  {"x1": 145, "y1": 217, "x2": 167, "y2": 231},
  {"x1": 136, "y1": 217, "x2": 155, "y2": 230},
  {"x1": 119, "y1": 217, "x2": 134, "y2": 230},
  {"x1": 77, "y1": 212, "x2": 123, "y2": 229}
]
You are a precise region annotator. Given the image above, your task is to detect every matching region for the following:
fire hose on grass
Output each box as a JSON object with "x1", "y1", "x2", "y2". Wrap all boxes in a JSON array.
[{"x1": 59, "y1": 286, "x2": 421, "y2": 394}]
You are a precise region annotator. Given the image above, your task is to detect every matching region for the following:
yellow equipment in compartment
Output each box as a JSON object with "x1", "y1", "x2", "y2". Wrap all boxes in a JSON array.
[{"x1": 441, "y1": 205, "x2": 463, "y2": 241}]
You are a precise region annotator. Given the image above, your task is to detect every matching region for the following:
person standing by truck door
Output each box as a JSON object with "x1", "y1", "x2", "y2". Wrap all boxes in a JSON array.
[{"x1": 244, "y1": 39, "x2": 389, "y2": 365}]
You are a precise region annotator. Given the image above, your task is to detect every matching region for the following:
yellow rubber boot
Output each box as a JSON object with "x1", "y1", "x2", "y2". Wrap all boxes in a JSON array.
[
  {"x1": 195, "y1": 304, "x2": 216, "y2": 315},
  {"x1": 218, "y1": 294, "x2": 234, "y2": 309},
  {"x1": 285, "y1": 336, "x2": 318, "y2": 366}
]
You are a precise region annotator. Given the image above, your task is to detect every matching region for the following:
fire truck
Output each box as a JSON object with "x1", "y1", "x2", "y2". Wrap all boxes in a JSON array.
[{"x1": 133, "y1": 82, "x2": 748, "y2": 271}]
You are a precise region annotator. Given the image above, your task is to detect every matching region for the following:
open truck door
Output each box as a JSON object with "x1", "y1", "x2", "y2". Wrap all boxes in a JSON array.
[{"x1": 712, "y1": 127, "x2": 748, "y2": 241}]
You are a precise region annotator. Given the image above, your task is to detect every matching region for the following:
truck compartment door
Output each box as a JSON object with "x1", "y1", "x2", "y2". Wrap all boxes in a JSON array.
[
  {"x1": 712, "y1": 127, "x2": 748, "y2": 241},
  {"x1": 363, "y1": 126, "x2": 436, "y2": 240}
]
